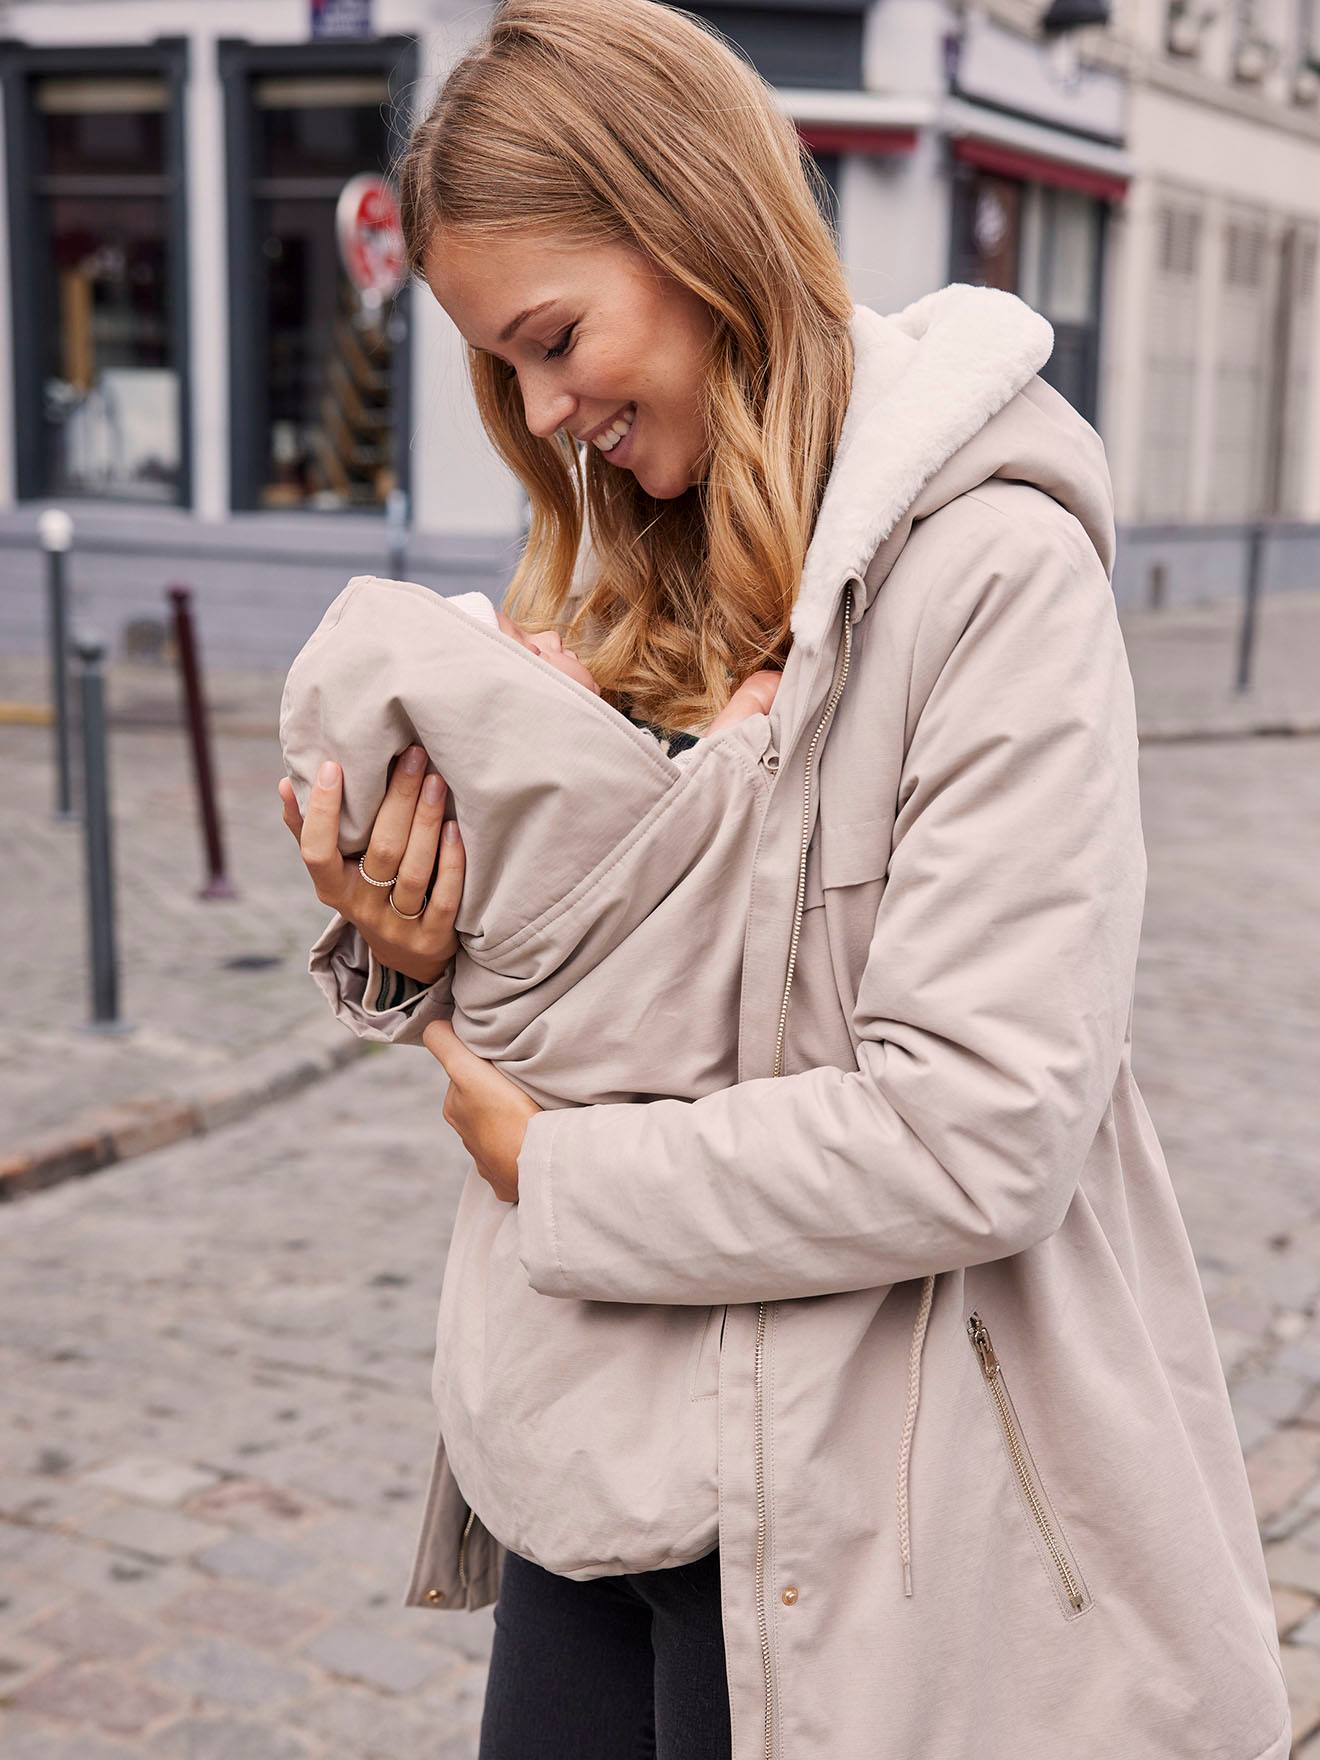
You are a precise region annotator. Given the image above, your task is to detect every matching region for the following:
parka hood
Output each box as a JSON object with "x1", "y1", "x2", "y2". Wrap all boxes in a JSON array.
[{"x1": 789, "y1": 286, "x2": 1115, "y2": 656}]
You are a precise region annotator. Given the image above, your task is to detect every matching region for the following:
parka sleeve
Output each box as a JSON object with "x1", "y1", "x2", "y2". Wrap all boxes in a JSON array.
[
  {"x1": 308, "y1": 913, "x2": 455, "y2": 1044},
  {"x1": 513, "y1": 502, "x2": 1148, "y2": 1305}
]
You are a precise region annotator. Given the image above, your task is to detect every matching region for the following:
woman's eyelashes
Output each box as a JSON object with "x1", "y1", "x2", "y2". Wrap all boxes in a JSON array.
[{"x1": 543, "y1": 324, "x2": 576, "y2": 361}]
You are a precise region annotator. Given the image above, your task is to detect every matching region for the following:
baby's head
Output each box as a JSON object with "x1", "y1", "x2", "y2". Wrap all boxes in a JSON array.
[{"x1": 494, "y1": 608, "x2": 600, "y2": 697}]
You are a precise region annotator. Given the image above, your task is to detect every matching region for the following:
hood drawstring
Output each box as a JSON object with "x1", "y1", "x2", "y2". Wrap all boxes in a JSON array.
[{"x1": 897, "y1": 1271, "x2": 937, "y2": 1596}]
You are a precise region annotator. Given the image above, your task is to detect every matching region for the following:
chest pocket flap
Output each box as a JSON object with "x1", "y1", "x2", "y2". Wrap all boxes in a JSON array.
[{"x1": 803, "y1": 813, "x2": 892, "y2": 910}]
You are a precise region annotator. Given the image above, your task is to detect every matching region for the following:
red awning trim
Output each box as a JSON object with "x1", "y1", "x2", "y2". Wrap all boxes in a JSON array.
[
  {"x1": 796, "y1": 123, "x2": 920, "y2": 156},
  {"x1": 951, "y1": 133, "x2": 1128, "y2": 202}
]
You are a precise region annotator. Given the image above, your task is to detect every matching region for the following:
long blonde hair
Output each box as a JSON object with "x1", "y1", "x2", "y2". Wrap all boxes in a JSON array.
[{"x1": 397, "y1": 0, "x2": 855, "y2": 732}]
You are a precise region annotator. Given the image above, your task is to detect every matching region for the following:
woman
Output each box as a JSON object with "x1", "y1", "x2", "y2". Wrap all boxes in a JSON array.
[{"x1": 277, "y1": 2, "x2": 1292, "y2": 1756}]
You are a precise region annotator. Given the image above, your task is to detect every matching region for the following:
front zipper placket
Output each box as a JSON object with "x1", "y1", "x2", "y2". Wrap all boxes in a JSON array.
[
  {"x1": 966, "y1": 1310, "x2": 1091, "y2": 1615},
  {"x1": 754, "y1": 581, "x2": 855, "y2": 1760}
]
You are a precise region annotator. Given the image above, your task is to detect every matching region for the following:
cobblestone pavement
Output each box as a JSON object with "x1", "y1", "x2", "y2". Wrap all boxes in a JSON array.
[
  {"x1": 0, "y1": 1047, "x2": 494, "y2": 1758},
  {"x1": 0, "y1": 724, "x2": 1317, "y2": 1752}
]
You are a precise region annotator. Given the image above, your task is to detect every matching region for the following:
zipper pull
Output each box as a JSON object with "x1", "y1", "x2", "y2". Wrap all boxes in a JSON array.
[{"x1": 967, "y1": 1311, "x2": 998, "y2": 1378}]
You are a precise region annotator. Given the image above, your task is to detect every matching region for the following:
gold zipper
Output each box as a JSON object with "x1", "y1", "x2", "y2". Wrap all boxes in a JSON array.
[
  {"x1": 457, "y1": 1502, "x2": 476, "y2": 1595},
  {"x1": 755, "y1": 583, "x2": 855, "y2": 1759},
  {"x1": 966, "y1": 1310, "x2": 1090, "y2": 1614}
]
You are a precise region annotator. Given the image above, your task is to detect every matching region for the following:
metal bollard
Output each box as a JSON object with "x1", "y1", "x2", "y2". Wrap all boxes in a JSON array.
[
  {"x1": 1146, "y1": 561, "x2": 1166, "y2": 613},
  {"x1": 168, "y1": 584, "x2": 236, "y2": 900},
  {"x1": 73, "y1": 629, "x2": 125, "y2": 1031},
  {"x1": 386, "y1": 485, "x2": 409, "y2": 581},
  {"x1": 1236, "y1": 522, "x2": 1264, "y2": 694},
  {"x1": 39, "y1": 507, "x2": 76, "y2": 820}
]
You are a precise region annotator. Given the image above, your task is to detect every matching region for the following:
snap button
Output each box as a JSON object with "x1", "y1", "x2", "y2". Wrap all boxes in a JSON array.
[
  {"x1": 424, "y1": 1587, "x2": 446, "y2": 1604},
  {"x1": 781, "y1": 1585, "x2": 798, "y2": 1605}
]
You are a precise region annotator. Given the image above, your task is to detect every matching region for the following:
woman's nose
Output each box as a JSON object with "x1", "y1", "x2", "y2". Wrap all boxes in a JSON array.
[{"x1": 520, "y1": 381, "x2": 577, "y2": 442}]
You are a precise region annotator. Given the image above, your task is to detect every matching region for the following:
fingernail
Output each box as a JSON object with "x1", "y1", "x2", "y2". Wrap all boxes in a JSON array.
[
  {"x1": 317, "y1": 760, "x2": 338, "y2": 786},
  {"x1": 423, "y1": 773, "x2": 443, "y2": 804},
  {"x1": 402, "y1": 745, "x2": 426, "y2": 774},
  {"x1": 443, "y1": 819, "x2": 460, "y2": 841}
]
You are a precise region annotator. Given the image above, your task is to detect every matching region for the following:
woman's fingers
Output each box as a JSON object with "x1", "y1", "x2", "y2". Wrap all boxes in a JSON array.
[
  {"x1": 392, "y1": 771, "x2": 448, "y2": 916},
  {"x1": 425, "y1": 817, "x2": 465, "y2": 940},
  {"x1": 360, "y1": 746, "x2": 427, "y2": 886},
  {"x1": 277, "y1": 778, "x2": 304, "y2": 843},
  {"x1": 299, "y1": 761, "x2": 350, "y2": 905}
]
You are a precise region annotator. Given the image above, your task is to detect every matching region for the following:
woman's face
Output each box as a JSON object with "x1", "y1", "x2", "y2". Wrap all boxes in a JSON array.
[{"x1": 421, "y1": 228, "x2": 715, "y2": 499}]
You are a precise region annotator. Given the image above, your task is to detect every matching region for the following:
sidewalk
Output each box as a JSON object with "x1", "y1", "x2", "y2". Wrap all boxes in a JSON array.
[
  {"x1": 0, "y1": 654, "x2": 358, "y2": 1191},
  {"x1": 1, "y1": 585, "x2": 1316, "y2": 1194}
]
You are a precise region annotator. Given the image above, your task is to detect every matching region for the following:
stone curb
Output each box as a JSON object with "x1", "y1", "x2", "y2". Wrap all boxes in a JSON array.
[
  {"x1": 1139, "y1": 714, "x2": 1320, "y2": 744},
  {"x1": 0, "y1": 1020, "x2": 369, "y2": 1202}
]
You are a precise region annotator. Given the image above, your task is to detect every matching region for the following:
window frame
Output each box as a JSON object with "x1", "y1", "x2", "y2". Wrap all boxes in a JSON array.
[
  {"x1": 0, "y1": 36, "x2": 192, "y2": 506},
  {"x1": 217, "y1": 35, "x2": 417, "y2": 516}
]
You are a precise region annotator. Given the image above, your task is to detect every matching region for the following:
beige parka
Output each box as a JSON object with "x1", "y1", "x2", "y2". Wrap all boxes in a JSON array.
[{"x1": 303, "y1": 287, "x2": 1291, "y2": 1760}]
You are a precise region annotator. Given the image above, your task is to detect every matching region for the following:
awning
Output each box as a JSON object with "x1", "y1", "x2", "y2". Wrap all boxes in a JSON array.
[
  {"x1": 951, "y1": 134, "x2": 1128, "y2": 201},
  {"x1": 942, "y1": 96, "x2": 1131, "y2": 200},
  {"x1": 796, "y1": 123, "x2": 918, "y2": 155}
]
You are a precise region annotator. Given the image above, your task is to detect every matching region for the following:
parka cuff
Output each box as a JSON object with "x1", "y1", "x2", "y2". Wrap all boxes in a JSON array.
[
  {"x1": 515, "y1": 1105, "x2": 572, "y2": 1296},
  {"x1": 308, "y1": 912, "x2": 455, "y2": 1045}
]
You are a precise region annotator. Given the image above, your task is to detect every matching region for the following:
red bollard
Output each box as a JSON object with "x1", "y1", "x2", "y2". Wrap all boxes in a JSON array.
[{"x1": 168, "y1": 584, "x2": 236, "y2": 900}]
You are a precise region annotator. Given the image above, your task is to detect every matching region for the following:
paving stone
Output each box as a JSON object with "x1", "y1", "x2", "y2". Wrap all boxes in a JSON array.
[
  {"x1": 147, "y1": 1714, "x2": 317, "y2": 1760},
  {"x1": 1296, "y1": 1609, "x2": 1320, "y2": 1651},
  {"x1": 1284, "y1": 1641, "x2": 1320, "y2": 1747},
  {"x1": 81, "y1": 1455, "x2": 226, "y2": 1508},
  {"x1": 78, "y1": 1503, "x2": 229, "y2": 1562},
  {"x1": 1247, "y1": 1428, "x2": 1320, "y2": 1525},
  {"x1": 45, "y1": 1545, "x2": 196, "y2": 1616},
  {"x1": 0, "y1": 1713, "x2": 139, "y2": 1759},
  {"x1": 147, "y1": 1636, "x2": 315, "y2": 1711},
  {"x1": 22, "y1": 1596, "x2": 156, "y2": 1662},
  {"x1": 298, "y1": 1619, "x2": 446, "y2": 1695},
  {"x1": 11, "y1": 1658, "x2": 183, "y2": 1733},
  {"x1": 181, "y1": 1475, "x2": 323, "y2": 1532},
  {"x1": 1233, "y1": 1369, "x2": 1316, "y2": 1425},
  {"x1": 196, "y1": 1532, "x2": 315, "y2": 1587},
  {"x1": 156, "y1": 1579, "x2": 326, "y2": 1650},
  {"x1": 0, "y1": 1633, "x2": 64, "y2": 1696},
  {"x1": 296, "y1": 1682, "x2": 445, "y2": 1755},
  {"x1": 0, "y1": 1569, "x2": 78, "y2": 1633},
  {"x1": 1268, "y1": 1541, "x2": 1320, "y2": 1600},
  {"x1": 1274, "y1": 1583, "x2": 1319, "y2": 1638}
]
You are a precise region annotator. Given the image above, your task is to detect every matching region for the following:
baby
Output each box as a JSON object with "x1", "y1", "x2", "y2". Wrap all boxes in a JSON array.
[{"x1": 446, "y1": 590, "x2": 781, "y2": 759}]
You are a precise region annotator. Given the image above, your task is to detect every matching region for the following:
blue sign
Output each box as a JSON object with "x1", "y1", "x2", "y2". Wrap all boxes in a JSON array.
[{"x1": 311, "y1": 0, "x2": 372, "y2": 40}]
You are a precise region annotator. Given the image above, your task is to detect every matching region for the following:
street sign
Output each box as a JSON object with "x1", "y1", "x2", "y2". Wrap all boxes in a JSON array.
[
  {"x1": 335, "y1": 174, "x2": 406, "y2": 306},
  {"x1": 310, "y1": 0, "x2": 373, "y2": 40}
]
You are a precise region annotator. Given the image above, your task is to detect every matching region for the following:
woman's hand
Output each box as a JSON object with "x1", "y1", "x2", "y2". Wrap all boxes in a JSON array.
[
  {"x1": 422, "y1": 1018, "x2": 542, "y2": 1204},
  {"x1": 277, "y1": 748, "x2": 465, "y2": 986}
]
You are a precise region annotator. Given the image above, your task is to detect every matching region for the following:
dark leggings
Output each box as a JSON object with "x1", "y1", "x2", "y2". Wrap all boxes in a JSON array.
[{"x1": 478, "y1": 1544, "x2": 733, "y2": 1760}]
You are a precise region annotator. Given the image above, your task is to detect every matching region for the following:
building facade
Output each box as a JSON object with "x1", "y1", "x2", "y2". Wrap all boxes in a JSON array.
[{"x1": 0, "y1": 0, "x2": 1315, "y2": 666}]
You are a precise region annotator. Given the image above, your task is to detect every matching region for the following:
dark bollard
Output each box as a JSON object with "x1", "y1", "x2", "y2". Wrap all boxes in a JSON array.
[
  {"x1": 39, "y1": 507, "x2": 76, "y2": 821},
  {"x1": 386, "y1": 485, "x2": 409, "y2": 581},
  {"x1": 167, "y1": 584, "x2": 236, "y2": 900},
  {"x1": 73, "y1": 629, "x2": 125, "y2": 1031},
  {"x1": 1236, "y1": 522, "x2": 1264, "y2": 694},
  {"x1": 1147, "y1": 561, "x2": 1166, "y2": 612}
]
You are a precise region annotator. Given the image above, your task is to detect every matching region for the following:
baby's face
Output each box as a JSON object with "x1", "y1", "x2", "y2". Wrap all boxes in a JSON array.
[{"x1": 495, "y1": 609, "x2": 601, "y2": 697}]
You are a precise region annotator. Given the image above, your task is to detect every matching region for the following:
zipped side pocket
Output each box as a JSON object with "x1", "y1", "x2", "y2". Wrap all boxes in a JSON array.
[{"x1": 966, "y1": 1310, "x2": 1093, "y2": 1619}]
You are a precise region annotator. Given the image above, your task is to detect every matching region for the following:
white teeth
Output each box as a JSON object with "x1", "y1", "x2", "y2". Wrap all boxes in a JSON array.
[{"x1": 592, "y1": 406, "x2": 635, "y2": 452}]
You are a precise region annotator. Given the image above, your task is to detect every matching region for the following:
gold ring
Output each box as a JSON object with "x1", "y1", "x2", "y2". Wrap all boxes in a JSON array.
[
  {"x1": 389, "y1": 891, "x2": 428, "y2": 921},
  {"x1": 358, "y1": 855, "x2": 396, "y2": 889}
]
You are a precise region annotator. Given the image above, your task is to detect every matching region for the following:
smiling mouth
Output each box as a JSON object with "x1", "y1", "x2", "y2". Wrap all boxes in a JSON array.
[{"x1": 586, "y1": 403, "x2": 637, "y2": 453}]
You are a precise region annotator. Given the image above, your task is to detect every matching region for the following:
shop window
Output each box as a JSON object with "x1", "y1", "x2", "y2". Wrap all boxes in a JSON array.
[
  {"x1": 951, "y1": 165, "x2": 1105, "y2": 425},
  {"x1": 0, "y1": 48, "x2": 189, "y2": 503},
  {"x1": 221, "y1": 42, "x2": 415, "y2": 513}
]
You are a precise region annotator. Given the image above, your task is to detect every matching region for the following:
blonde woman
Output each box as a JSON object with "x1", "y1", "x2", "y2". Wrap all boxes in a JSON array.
[{"x1": 277, "y1": 2, "x2": 1291, "y2": 1756}]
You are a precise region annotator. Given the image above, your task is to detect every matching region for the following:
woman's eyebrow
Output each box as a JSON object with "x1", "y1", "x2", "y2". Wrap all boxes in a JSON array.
[{"x1": 499, "y1": 300, "x2": 558, "y2": 343}]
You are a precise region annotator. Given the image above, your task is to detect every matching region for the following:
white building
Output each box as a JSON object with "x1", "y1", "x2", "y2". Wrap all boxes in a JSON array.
[{"x1": 0, "y1": 0, "x2": 1314, "y2": 665}]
